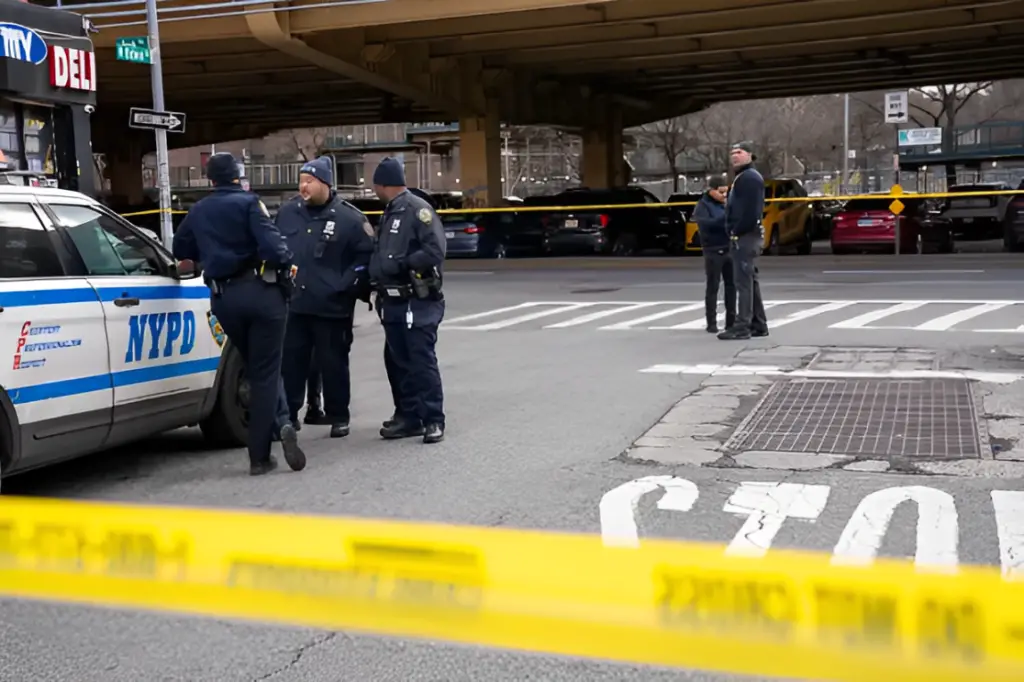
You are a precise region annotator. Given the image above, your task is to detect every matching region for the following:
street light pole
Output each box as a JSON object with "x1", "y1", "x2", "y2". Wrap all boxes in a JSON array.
[
  {"x1": 842, "y1": 93, "x2": 850, "y2": 195},
  {"x1": 145, "y1": 0, "x2": 173, "y2": 250}
]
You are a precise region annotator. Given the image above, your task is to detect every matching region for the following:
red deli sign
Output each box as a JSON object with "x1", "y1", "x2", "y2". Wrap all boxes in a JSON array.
[{"x1": 48, "y1": 44, "x2": 96, "y2": 92}]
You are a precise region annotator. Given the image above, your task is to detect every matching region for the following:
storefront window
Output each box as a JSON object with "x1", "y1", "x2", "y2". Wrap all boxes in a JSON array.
[
  {"x1": 21, "y1": 105, "x2": 55, "y2": 175},
  {"x1": 0, "y1": 100, "x2": 21, "y2": 172}
]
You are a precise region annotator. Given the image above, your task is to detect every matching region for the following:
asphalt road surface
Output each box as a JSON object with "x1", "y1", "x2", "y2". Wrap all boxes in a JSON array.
[{"x1": 3, "y1": 251, "x2": 1024, "y2": 682}]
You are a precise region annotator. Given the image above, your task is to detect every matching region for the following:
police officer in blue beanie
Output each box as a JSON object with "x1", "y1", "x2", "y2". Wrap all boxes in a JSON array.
[
  {"x1": 276, "y1": 156, "x2": 374, "y2": 438},
  {"x1": 173, "y1": 152, "x2": 306, "y2": 475},
  {"x1": 369, "y1": 157, "x2": 447, "y2": 443}
]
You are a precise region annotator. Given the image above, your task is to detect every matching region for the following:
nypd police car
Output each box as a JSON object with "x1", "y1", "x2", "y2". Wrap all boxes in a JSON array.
[{"x1": 0, "y1": 185, "x2": 248, "y2": 484}]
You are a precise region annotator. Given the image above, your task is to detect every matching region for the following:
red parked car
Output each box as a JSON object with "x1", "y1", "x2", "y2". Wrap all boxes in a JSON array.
[{"x1": 831, "y1": 196, "x2": 955, "y2": 255}]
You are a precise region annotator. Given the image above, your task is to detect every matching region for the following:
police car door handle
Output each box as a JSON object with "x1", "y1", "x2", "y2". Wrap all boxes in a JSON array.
[{"x1": 113, "y1": 296, "x2": 140, "y2": 307}]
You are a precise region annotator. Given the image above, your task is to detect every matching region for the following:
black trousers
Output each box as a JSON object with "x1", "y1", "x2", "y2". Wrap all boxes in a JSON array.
[
  {"x1": 282, "y1": 313, "x2": 354, "y2": 424},
  {"x1": 703, "y1": 248, "x2": 736, "y2": 329},
  {"x1": 210, "y1": 278, "x2": 290, "y2": 465},
  {"x1": 306, "y1": 359, "x2": 322, "y2": 407},
  {"x1": 383, "y1": 323, "x2": 445, "y2": 427},
  {"x1": 384, "y1": 340, "x2": 402, "y2": 417}
]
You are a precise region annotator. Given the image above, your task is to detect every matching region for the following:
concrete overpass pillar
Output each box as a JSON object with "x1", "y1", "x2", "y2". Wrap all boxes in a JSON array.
[
  {"x1": 458, "y1": 102, "x2": 502, "y2": 207},
  {"x1": 106, "y1": 138, "x2": 145, "y2": 205},
  {"x1": 581, "y1": 99, "x2": 626, "y2": 189}
]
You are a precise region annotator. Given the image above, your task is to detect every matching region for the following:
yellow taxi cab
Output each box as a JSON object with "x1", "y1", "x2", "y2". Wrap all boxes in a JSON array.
[
  {"x1": 761, "y1": 178, "x2": 814, "y2": 255},
  {"x1": 684, "y1": 178, "x2": 814, "y2": 255}
]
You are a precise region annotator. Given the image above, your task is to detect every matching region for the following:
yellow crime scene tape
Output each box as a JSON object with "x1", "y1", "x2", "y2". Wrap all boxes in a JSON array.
[
  {"x1": 118, "y1": 186, "x2": 1024, "y2": 219},
  {"x1": 1, "y1": 496, "x2": 1024, "y2": 682}
]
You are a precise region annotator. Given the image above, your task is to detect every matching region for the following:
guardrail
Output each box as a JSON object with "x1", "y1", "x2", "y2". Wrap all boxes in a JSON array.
[{"x1": 0, "y1": 494, "x2": 1021, "y2": 682}]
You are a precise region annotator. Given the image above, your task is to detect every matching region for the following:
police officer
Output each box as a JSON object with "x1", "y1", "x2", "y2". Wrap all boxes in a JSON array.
[
  {"x1": 369, "y1": 158, "x2": 446, "y2": 443},
  {"x1": 173, "y1": 152, "x2": 306, "y2": 475},
  {"x1": 276, "y1": 156, "x2": 374, "y2": 438},
  {"x1": 719, "y1": 141, "x2": 770, "y2": 341}
]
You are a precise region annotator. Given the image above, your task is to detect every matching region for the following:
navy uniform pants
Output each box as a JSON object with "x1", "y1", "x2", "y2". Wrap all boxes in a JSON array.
[
  {"x1": 210, "y1": 277, "x2": 290, "y2": 465},
  {"x1": 383, "y1": 341, "x2": 402, "y2": 417},
  {"x1": 731, "y1": 232, "x2": 769, "y2": 333},
  {"x1": 306, "y1": 360, "x2": 322, "y2": 407},
  {"x1": 282, "y1": 313, "x2": 354, "y2": 424},
  {"x1": 381, "y1": 307, "x2": 445, "y2": 427}
]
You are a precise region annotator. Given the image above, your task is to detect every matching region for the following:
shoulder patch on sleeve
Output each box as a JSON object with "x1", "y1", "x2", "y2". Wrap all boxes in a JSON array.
[
  {"x1": 362, "y1": 220, "x2": 375, "y2": 237},
  {"x1": 417, "y1": 207, "x2": 432, "y2": 224},
  {"x1": 258, "y1": 200, "x2": 271, "y2": 217}
]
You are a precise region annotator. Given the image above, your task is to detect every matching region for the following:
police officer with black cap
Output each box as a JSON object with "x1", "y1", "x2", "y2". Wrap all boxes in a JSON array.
[
  {"x1": 276, "y1": 156, "x2": 373, "y2": 438},
  {"x1": 719, "y1": 141, "x2": 770, "y2": 341},
  {"x1": 369, "y1": 157, "x2": 447, "y2": 443},
  {"x1": 173, "y1": 152, "x2": 306, "y2": 475}
]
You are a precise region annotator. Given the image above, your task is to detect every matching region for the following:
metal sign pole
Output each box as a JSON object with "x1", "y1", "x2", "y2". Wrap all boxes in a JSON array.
[{"x1": 144, "y1": 0, "x2": 173, "y2": 250}]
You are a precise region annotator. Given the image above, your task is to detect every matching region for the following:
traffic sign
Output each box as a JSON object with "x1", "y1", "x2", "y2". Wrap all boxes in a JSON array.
[
  {"x1": 889, "y1": 199, "x2": 905, "y2": 216},
  {"x1": 884, "y1": 91, "x2": 908, "y2": 124},
  {"x1": 129, "y1": 107, "x2": 186, "y2": 133},
  {"x1": 898, "y1": 127, "x2": 942, "y2": 147},
  {"x1": 115, "y1": 37, "x2": 151, "y2": 64}
]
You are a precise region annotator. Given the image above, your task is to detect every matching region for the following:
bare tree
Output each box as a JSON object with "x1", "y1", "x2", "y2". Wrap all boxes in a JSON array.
[
  {"x1": 635, "y1": 116, "x2": 697, "y2": 191},
  {"x1": 287, "y1": 128, "x2": 329, "y2": 162}
]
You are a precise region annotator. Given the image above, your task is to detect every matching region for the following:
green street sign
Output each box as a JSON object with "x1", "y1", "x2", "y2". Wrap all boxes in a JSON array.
[{"x1": 116, "y1": 37, "x2": 151, "y2": 65}]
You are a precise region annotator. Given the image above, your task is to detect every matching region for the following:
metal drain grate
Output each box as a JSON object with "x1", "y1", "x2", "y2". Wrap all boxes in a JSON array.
[{"x1": 724, "y1": 378, "x2": 981, "y2": 459}]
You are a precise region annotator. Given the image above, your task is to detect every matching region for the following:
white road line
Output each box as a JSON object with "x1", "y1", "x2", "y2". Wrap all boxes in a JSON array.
[
  {"x1": 829, "y1": 301, "x2": 928, "y2": 329},
  {"x1": 913, "y1": 301, "x2": 1016, "y2": 331},
  {"x1": 831, "y1": 486, "x2": 959, "y2": 571},
  {"x1": 723, "y1": 482, "x2": 831, "y2": 558},
  {"x1": 770, "y1": 301, "x2": 857, "y2": 328},
  {"x1": 443, "y1": 302, "x2": 541, "y2": 326},
  {"x1": 598, "y1": 303, "x2": 705, "y2": 330},
  {"x1": 599, "y1": 476, "x2": 699, "y2": 548},
  {"x1": 638, "y1": 363, "x2": 1024, "y2": 383},
  {"x1": 991, "y1": 491, "x2": 1024, "y2": 580},
  {"x1": 822, "y1": 269, "x2": 986, "y2": 274},
  {"x1": 652, "y1": 301, "x2": 787, "y2": 330},
  {"x1": 973, "y1": 325, "x2": 1024, "y2": 334},
  {"x1": 453, "y1": 303, "x2": 601, "y2": 330},
  {"x1": 543, "y1": 302, "x2": 663, "y2": 328}
]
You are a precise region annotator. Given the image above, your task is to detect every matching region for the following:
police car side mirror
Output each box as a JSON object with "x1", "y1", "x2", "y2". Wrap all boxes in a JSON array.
[{"x1": 173, "y1": 259, "x2": 201, "y2": 280}]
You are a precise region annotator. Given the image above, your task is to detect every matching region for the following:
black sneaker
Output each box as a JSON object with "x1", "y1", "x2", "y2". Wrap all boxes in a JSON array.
[
  {"x1": 279, "y1": 423, "x2": 307, "y2": 471},
  {"x1": 330, "y1": 423, "x2": 350, "y2": 438},
  {"x1": 250, "y1": 456, "x2": 279, "y2": 476},
  {"x1": 304, "y1": 405, "x2": 329, "y2": 425},
  {"x1": 423, "y1": 424, "x2": 445, "y2": 444},
  {"x1": 706, "y1": 325, "x2": 718, "y2": 334},
  {"x1": 380, "y1": 420, "x2": 425, "y2": 440},
  {"x1": 752, "y1": 328, "x2": 770, "y2": 337},
  {"x1": 717, "y1": 328, "x2": 751, "y2": 340}
]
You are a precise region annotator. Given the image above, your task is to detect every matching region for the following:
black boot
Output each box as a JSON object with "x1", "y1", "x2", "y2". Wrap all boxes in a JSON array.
[
  {"x1": 330, "y1": 422, "x2": 350, "y2": 438},
  {"x1": 250, "y1": 456, "x2": 279, "y2": 476},
  {"x1": 279, "y1": 423, "x2": 307, "y2": 471},
  {"x1": 382, "y1": 412, "x2": 399, "y2": 428},
  {"x1": 380, "y1": 419, "x2": 425, "y2": 440},
  {"x1": 304, "y1": 403, "x2": 329, "y2": 425},
  {"x1": 423, "y1": 423, "x2": 444, "y2": 444},
  {"x1": 705, "y1": 318, "x2": 719, "y2": 334},
  {"x1": 718, "y1": 327, "x2": 751, "y2": 340}
]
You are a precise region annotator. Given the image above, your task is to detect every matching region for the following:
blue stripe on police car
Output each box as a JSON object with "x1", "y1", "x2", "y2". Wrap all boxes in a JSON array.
[
  {"x1": 0, "y1": 285, "x2": 210, "y2": 309},
  {"x1": 0, "y1": 23, "x2": 48, "y2": 66}
]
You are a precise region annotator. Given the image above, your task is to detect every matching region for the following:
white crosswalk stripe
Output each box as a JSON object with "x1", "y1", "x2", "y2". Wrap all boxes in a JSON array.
[{"x1": 444, "y1": 299, "x2": 1024, "y2": 333}]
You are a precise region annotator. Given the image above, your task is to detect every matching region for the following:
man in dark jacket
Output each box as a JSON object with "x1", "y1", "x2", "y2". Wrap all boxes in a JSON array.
[
  {"x1": 276, "y1": 157, "x2": 374, "y2": 437},
  {"x1": 719, "y1": 141, "x2": 769, "y2": 340},
  {"x1": 692, "y1": 175, "x2": 735, "y2": 333}
]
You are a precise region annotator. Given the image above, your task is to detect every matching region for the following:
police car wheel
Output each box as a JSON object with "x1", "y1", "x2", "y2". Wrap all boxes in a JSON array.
[{"x1": 199, "y1": 347, "x2": 248, "y2": 448}]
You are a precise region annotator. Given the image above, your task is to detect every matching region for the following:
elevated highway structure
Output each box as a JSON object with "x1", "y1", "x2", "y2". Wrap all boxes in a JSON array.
[{"x1": 50, "y1": 0, "x2": 1024, "y2": 203}]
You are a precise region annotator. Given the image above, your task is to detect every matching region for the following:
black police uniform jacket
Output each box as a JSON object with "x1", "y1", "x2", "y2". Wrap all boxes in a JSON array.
[
  {"x1": 369, "y1": 189, "x2": 447, "y2": 327},
  {"x1": 276, "y1": 193, "x2": 374, "y2": 318},
  {"x1": 173, "y1": 185, "x2": 292, "y2": 279},
  {"x1": 725, "y1": 163, "x2": 766, "y2": 239}
]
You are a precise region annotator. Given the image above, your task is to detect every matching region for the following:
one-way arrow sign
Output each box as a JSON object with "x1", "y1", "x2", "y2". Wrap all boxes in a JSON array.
[{"x1": 129, "y1": 107, "x2": 187, "y2": 133}]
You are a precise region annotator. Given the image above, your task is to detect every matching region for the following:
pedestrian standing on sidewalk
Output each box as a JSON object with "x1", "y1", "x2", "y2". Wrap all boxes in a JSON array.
[
  {"x1": 719, "y1": 141, "x2": 770, "y2": 340},
  {"x1": 692, "y1": 175, "x2": 735, "y2": 333}
]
